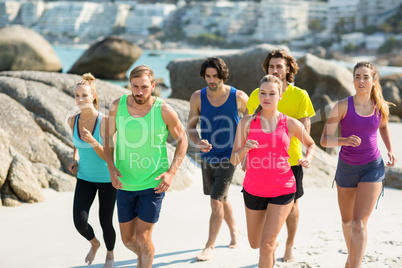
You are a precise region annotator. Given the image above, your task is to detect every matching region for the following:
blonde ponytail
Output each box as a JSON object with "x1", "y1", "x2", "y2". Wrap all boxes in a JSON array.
[{"x1": 75, "y1": 72, "x2": 98, "y2": 110}]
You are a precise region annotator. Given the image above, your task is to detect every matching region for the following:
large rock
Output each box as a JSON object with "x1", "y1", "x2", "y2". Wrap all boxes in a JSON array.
[
  {"x1": 8, "y1": 154, "x2": 45, "y2": 203},
  {"x1": 68, "y1": 36, "x2": 143, "y2": 80},
  {"x1": 381, "y1": 74, "x2": 402, "y2": 119},
  {"x1": 167, "y1": 44, "x2": 289, "y2": 101},
  {"x1": 0, "y1": 25, "x2": 62, "y2": 72},
  {"x1": 295, "y1": 53, "x2": 355, "y2": 154},
  {"x1": 0, "y1": 71, "x2": 129, "y2": 206},
  {"x1": 384, "y1": 167, "x2": 402, "y2": 189}
]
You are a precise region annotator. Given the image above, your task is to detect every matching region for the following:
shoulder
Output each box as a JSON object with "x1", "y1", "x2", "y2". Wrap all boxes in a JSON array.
[
  {"x1": 240, "y1": 114, "x2": 254, "y2": 127},
  {"x1": 235, "y1": 89, "x2": 249, "y2": 101},
  {"x1": 67, "y1": 114, "x2": 78, "y2": 130},
  {"x1": 161, "y1": 100, "x2": 179, "y2": 121},
  {"x1": 189, "y1": 90, "x2": 202, "y2": 106},
  {"x1": 289, "y1": 85, "x2": 310, "y2": 97},
  {"x1": 109, "y1": 97, "x2": 122, "y2": 115}
]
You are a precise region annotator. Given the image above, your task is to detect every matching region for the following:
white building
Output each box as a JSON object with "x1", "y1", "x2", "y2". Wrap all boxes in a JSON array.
[
  {"x1": 19, "y1": 1, "x2": 46, "y2": 27},
  {"x1": 0, "y1": 1, "x2": 21, "y2": 26},
  {"x1": 327, "y1": 0, "x2": 359, "y2": 33},
  {"x1": 254, "y1": 0, "x2": 309, "y2": 43},
  {"x1": 125, "y1": 3, "x2": 176, "y2": 36}
]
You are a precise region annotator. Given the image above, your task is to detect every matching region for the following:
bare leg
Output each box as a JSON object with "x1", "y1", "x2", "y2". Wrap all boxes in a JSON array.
[
  {"x1": 348, "y1": 182, "x2": 382, "y2": 268},
  {"x1": 103, "y1": 250, "x2": 114, "y2": 268},
  {"x1": 196, "y1": 198, "x2": 224, "y2": 261},
  {"x1": 85, "y1": 237, "x2": 101, "y2": 265},
  {"x1": 337, "y1": 186, "x2": 357, "y2": 268},
  {"x1": 120, "y1": 218, "x2": 155, "y2": 268},
  {"x1": 259, "y1": 202, "x2": 293, "y2": 268},
  {"x1": 223, "y1": 200, "x2": 241, "y2": 248},
  {"x1": 283, "y1": 200, "x2": 299, "y2": 262}
]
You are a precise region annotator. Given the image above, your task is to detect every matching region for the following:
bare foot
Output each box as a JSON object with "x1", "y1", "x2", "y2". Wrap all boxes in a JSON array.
[
  {"x1": 228, "y1": 227, "x2": 241, "y2": 249},
  {"x1": 103, "y1": 259, "x2": 114, "y2": 268},
  {"x1": 85, "y1": 238, "x2": 100, "y2": 265},
  {"x1": 283, "y1": 244, "x2": 294, "y2": 263},
  {"x1": 196, "y1": 247, "x2": 213, "y2": 261},
  {"x1": 103, "y1": 250, "x2": 114, "y2": 268}
]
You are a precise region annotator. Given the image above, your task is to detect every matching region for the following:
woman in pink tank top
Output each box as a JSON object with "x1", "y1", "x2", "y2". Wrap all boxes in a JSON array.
[
  {"x1": 321, "y1": 61, "x2": 397, "y2": 268},
  {"x1": 230, "y1": 75, "x2": 316, "y2": 268}
]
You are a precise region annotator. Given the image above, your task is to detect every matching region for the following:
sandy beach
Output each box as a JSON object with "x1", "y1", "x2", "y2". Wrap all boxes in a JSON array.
[{"x1": 1, "y1": 123, "x2": 401, "y2": 268}]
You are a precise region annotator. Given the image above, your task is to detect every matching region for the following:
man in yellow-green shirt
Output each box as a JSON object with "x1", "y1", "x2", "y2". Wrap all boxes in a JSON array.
[{"x1": 246, "y1": 50, "x2": 315, "y2": 263}]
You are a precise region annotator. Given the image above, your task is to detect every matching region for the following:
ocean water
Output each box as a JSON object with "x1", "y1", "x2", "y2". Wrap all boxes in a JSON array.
[
  {"x1": 53, "y1": 45, "x2": 233, "y2": 88},
  {"x1": 53, "y1": 45, "x2": 402, "y2": 92}
]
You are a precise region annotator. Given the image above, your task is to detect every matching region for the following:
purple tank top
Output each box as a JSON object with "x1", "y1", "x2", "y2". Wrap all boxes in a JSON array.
[{"x1": 339, "y1": 96, "x2": 381, "y2": 165}]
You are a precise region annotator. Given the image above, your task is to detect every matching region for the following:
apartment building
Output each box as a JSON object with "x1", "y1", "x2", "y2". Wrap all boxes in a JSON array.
[{"x1": 254, "y1": 0, "x2": 309, "y2": 43}]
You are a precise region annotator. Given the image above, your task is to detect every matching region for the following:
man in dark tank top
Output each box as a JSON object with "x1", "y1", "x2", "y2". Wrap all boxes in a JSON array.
[{"x1": 187, "y1": 57, "x2": 249, "y2": 261}]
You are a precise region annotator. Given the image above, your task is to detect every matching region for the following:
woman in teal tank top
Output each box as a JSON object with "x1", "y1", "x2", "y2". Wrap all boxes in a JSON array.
[{"x1": 67, "y1": 73, "x2": 116, "y2": 268}]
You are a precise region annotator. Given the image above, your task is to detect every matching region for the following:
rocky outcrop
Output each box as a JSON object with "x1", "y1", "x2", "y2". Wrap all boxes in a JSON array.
[
  {"x1": 0, "y1": 71, "x2": 197, "y2": 206},
  {"x1": 381, "y1": 74, "x2": 402, "y2": 119},
  {"x1": 0, "y1": 25, "x2": 62, "y2": 72},
  {"x1": 384, "y1": 167, "x2": 402, "y2": 189},
  {"x1": 167, "y1": 44, "x2": 289, "y2": 101},
  {"x1": 68, "y1": 36, "x2": 143, "y2": 80},
  {"x1": 295, "y1": 53, "x2": 355, "y2": 154}
]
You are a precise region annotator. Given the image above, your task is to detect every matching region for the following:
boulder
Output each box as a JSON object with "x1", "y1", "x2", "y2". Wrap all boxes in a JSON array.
[
  {"x1": 381, "y1": 74, "x2": 402, "y2": 119},
  {"x1": 0, "y1": 25, "x2": 62, "y2": 72},
  {"x1": 295, "y1": 53, "x2": 355, "y2": 154},
  {"x1": 8, "y1": 154, "x2": 45, "y2": 203},
  {"x1": 1, "y1": 181, "x2": 21, "y2": 207},
  {"x1": 0, "y1": 93, "x2": 60, "y2": 168},
  {"x1": 167, "y1": 44, "x2": 289, "y2": 101},
  {"x1": 68, "y1": 36, "x2": 143, "y2": 80},
  {"x1": 0, "y1": 130, "x2": 12, "y2": 189},
  {"x1": 384, "y1": 167, "x2": 402, "y2": 189}
]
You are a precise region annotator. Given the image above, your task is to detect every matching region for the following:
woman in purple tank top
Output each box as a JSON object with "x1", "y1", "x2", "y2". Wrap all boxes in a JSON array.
[
  {"x1": 321, "y1": 62, "x2": 397, "y2": 268},
  {"x1": 231, "y1": 75, "x2": 317, "y2": 268}
]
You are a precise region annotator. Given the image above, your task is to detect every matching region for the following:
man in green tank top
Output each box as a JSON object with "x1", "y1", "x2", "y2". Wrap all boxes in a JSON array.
[{"x1": 104, "y1": 65, "x2": 188, "y2": 267}]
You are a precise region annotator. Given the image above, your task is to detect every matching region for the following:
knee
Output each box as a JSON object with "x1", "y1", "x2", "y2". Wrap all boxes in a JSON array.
[
  {"x1": 121, "y1": 234, "x2": 135, "y2": 247},
  {"x1": 341, "y1": 218, "x2": 352, "y2": 227},
  {"x1": 73, "y1": 215, "x2": 87, "y2": 232},
  {"x1": 210, "y1": 199, "x2": 223, "y2": 212},
  {"x1": 352, "y1": 218, "x2": 366, "y2": 233},
  {"x1": 259, "y1": 240, "x2": 277, "y2": 255},
  {"x1": 249, "y1": 240, "x2": 260, "y2": 250}
]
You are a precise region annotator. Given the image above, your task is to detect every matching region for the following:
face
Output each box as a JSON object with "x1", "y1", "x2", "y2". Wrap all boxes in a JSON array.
[
  {"x1": 267, "y1": 58, "x2": 289, "y2": 83},
  {"x1": 259, "y1": 82, "x2": 281, "y2": 110},
  {"x1": 204, "y1": 67, "x2": 223, "y2": 91},
  {"x1": 130, "y1": 75, "x2": 155, "y2": 105},
  {"x1": 354, "y1": 67, "x2": 375, "y2": 94},
  {"x1": 75, "y1": 85, "x2": 95, "y2": 110}
]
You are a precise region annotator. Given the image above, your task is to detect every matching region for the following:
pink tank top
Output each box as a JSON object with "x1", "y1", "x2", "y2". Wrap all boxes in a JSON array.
[{"x1": 243, "y1": 113, "x2": 296, "y2": 197}]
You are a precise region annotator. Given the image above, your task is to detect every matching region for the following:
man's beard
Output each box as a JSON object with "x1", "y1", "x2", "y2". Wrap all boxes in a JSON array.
[{"x1": 133, "y1": 94, "x2": 150, "y2": 105}]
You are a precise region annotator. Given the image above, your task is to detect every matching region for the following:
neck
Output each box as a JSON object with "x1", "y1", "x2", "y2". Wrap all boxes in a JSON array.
[
  {"x1": 281, "y1": 80, "x2": 288, "y2": 93},
  {"x1": 208, "y1": 84, "x2": 227, "y2": 95},
  {"x1": 354, "y1": 93, "x2": 371, "y2": 105},
  {"x1": 260, "y1": 108, "x2": 279, "y2": 120},
  {"x1": 80, "y1": 108, "x2": 98, "y2": 119}
]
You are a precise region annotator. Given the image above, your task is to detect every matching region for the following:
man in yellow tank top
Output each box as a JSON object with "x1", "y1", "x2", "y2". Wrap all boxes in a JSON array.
[
  {"x1": 104, "y1": 65, "x2": 188, "y2": 267},
  {"x1": 246, "y1": 50, "x2": 315, "y2": 262}
]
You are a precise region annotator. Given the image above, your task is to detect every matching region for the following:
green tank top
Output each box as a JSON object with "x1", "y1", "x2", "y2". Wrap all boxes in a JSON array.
[{"x1": 115, "y1": 95, "x2": 169, "y2": 191}]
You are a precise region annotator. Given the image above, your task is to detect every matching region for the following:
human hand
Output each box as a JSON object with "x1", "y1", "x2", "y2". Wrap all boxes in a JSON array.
[
  {"x1": 81, "y1": 127, "x2": 96, "y2": 144},
  {"x1": 386, "y1": 151, "x2": 397, "y2": 167},
  {"x1": 198, "y1": 139, "x2": 212, "y2": 153},
  {"x1": 342, "y1": 135, "x2": 361, "y2": 147},
  {"x1": 244, "y1": 139, "x2": 259, "y2": 152},
  {"x1": 109, "y1": 166, "x2": 123, "y2": 189},
  {"x1": 68, "y1": 160, "x2": 79, "y2": 175},
  {"x1": 154, "y1": 171, "x2": 173, "y2": 193},
  {"x1": 297, "y1": 158, "x2": 311, "y2": 168}
]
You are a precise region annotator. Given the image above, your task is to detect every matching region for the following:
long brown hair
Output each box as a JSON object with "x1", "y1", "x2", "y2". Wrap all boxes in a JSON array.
[
  {"x1": 75, "y1": 73, "x2": 98, "y2": 110},
  {"x1": 261, "y1": 49, "x2": 299, "y2": 83},
  {"x1": 353, "y1": 61, "x2": 394, "y2": 121},
  {"x1": 253, "y1": 75, "x2": 283, "y2": 119}
]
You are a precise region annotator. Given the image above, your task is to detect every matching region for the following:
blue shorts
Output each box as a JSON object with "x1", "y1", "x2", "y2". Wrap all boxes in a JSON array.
[
  {"x1": 335, "y1": 156, "x2": 385, "y2": 188},
  {"x1": 116, "y1": 188, "x2": 165, "y2": 223}
]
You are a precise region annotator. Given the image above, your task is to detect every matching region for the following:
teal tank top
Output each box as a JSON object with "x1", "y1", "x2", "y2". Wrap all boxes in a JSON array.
[
  {"x1": 115, "y1": 95, "x2": 169, "y2": 191},
  {"x1": 73, "y1": 112, "x2": 111, "y2": 183}
]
